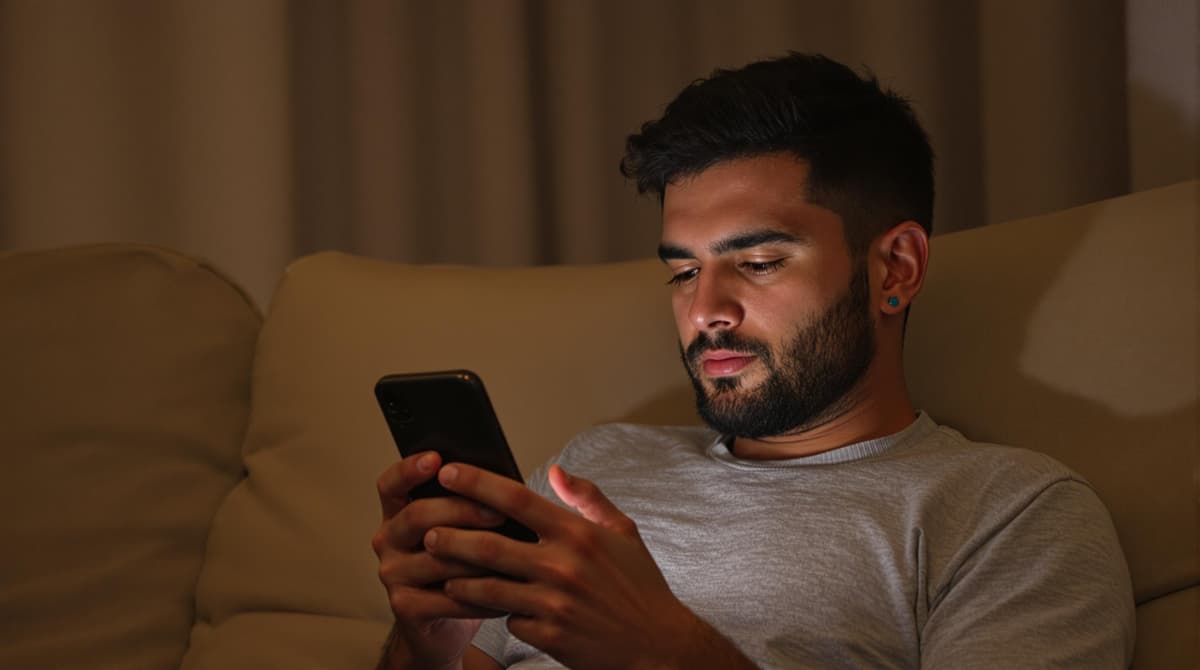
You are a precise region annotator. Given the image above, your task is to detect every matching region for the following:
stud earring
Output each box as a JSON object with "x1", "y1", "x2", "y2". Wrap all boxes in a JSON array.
[{"x1": 887, "y1": 296, "x2": 901, "y2": 308}]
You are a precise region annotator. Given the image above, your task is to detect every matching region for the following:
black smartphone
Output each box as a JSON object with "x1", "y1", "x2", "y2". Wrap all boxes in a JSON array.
[{"x1": 375, "y1": 370, "x2": 538, "y2": 542}]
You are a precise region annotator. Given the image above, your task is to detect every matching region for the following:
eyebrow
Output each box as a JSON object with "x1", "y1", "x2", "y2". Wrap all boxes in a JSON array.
[{"x1": 657, "y1": 229, "x2": 806, "y2": 262}]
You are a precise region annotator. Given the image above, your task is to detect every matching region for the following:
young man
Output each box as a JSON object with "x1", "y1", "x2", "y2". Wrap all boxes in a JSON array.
[{"x1": 372, "y1": 53, "x2": 1134, "y2": 669}]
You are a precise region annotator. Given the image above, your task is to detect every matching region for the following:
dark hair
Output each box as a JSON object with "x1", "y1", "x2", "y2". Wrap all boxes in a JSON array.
[{"x1": 620, "y1": 53, "x2": 934, "y2": 257}]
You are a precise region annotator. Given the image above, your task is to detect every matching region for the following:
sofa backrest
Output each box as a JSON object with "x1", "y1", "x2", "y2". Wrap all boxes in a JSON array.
[
  {"x1": 5, "y1": 185, "x2": 1189, "y2": 670},
  {"x1": 0, "y1": 245, "x2": 260, "y2": 670},
  {"x1": 905, "y1": 180, "x2": 1197, "y2": 669},
  {"x1": 182, "y1": 256, "x2": 697, "y2": 669},
  {"x1": 192, "y1": 181, "x2": 1200, "y2": 669}
]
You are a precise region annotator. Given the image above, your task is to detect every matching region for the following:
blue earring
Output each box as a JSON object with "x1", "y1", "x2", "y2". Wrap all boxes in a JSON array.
[{"x1": 887, "y1": 296, "x2": 901, "y2": 308}]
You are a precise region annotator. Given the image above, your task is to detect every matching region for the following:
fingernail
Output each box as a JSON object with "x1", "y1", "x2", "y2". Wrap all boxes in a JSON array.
[
  {"x1": 440, "y1": 465, "x2": 459, "y2": 485},
  {"x1": 417, "y1": 453, "x2": 437, "y2": 473},
  {"x1": 425, "y1": 530, "x2": 438, "y2": 549}
]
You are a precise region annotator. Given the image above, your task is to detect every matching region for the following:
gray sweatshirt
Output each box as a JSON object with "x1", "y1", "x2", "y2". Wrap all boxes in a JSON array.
[{"x1": 474, "y1": 413, "x2": 1135, "y2": 668}]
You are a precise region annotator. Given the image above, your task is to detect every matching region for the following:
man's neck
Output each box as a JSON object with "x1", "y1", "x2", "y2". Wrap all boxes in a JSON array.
[{"x1": 730, "y1": 388, "x2": 917, "y2": 461}]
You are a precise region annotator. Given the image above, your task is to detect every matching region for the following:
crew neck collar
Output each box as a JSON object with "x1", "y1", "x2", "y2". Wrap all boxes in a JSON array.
[{"x1": 707, "y1": 411, "x2": 935, "y2": 468}]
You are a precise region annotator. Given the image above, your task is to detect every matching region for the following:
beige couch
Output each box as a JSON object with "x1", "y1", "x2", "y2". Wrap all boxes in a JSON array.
[{"x1": 1, "y1": 181, "x2": 1195, "y2": 669}]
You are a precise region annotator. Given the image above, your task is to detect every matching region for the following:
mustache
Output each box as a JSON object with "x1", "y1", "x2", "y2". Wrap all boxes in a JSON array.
[{"x1": 684, "y1": 330, "x2": 773, "y2": 368}]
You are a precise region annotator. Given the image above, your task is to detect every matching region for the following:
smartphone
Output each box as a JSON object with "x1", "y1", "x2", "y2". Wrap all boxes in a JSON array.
[{"x1": 375, "y1": 370, "x2": 538, "y2": 542}]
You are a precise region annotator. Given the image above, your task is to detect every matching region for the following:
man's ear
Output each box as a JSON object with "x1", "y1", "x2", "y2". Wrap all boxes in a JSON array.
[{"x1": 874, "y1": 221, "x2": 929, "y2": 315}]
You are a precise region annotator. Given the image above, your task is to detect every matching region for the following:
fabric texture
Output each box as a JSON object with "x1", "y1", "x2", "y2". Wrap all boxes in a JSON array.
[
  {"x1": 473, "y1": 414, "x2": 1135, "y2": 669},
  {"x1": 0, "y1": 244, "x2": 260, "y2": 670}
]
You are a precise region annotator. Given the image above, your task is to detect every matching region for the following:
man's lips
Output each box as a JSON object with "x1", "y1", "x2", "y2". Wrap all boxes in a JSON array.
[{"x1": 700, "y1": 350, "x2": 757, "y2": 376}]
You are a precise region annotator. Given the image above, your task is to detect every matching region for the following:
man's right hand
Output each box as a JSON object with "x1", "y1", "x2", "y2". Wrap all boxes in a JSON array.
[{"x1": 372, "y1": 451, "x2": 507, "y2": 670}]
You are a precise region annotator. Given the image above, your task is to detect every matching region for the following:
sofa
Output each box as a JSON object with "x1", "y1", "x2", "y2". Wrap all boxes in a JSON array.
[{"x1": 0, "y1": 180, "x2": 1195, "y2": 669}]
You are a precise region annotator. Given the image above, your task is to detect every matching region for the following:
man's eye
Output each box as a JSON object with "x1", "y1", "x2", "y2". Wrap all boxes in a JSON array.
[
  {"x1": 742, "y1": 259, "x2": 787, "y2": 275},
  {"x1": 666, "y1": 268, "x2": 699, "y2": 286}
]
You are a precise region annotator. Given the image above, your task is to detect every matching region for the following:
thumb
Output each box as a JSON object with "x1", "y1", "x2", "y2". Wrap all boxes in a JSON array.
[{"x1": 548, "y1": 465, "x2": 638, "y2": 536}]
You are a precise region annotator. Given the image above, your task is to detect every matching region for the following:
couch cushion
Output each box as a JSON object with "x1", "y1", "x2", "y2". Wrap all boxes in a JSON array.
[
  {"x1": 1130, "y1": 586, "x2": 1199, "y2": 670},
  {"x1": 906, "y1": 180, "x2": 1198, "y2": 667},
  {"x1": 185, "y1": 181, "x2": 1196, "y2": 669},
  {"x1": 184, "y1": 257, "x2": 693, "y2": 668},
  {"x1": 0, "y1": 244, "x2": 260, "y2": 670}
]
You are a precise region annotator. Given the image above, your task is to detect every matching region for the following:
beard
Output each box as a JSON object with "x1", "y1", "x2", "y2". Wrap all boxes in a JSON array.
[{"x1": 681, "y1": 266, "x2": 875, "y2": 439}]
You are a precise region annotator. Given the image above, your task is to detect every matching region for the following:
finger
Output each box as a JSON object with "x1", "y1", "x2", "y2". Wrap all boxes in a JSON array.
[
  {"x1": 505, "y1": 614, "x2": 566, "y2": 655},
  {"x1": 388, "y1": 584, "x2": 506, "y2": 621},
  {"x1": 437, "y1": 463, "x2": 566, "y2": 534},
  {"x1": 377, "y1": 452, "x2": 441, "y2": 519},
  {"x1": 444, "y1": 576, "x2": 551, "y2": 619},
  {"x1": 424, "y1": 526, "x2": 540, "y2": 581},
  {"x1": 380, "y1": 496, "x2": 506, "y2": 550},
  {"x1": 379, "y1": 550, "x2": 496, "y2": 588},
  {"x1": 547, "y1": 465, "x2": 637, "y2": 536}
]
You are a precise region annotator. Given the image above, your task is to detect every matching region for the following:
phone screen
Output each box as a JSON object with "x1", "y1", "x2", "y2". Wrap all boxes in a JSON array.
[{"x1": 375, "y1": 370, "x2": 537, "y2": 542}]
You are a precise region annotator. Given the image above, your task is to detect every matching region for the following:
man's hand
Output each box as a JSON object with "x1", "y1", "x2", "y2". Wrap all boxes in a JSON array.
[
  {"x1": 424, "y1": 463, "x2": 756, "y2": 670},
  {"x1": 371, "y1": 451, "x2": 507, "y2": 670}
]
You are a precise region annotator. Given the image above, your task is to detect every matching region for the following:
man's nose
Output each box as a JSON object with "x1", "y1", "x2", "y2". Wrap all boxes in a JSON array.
[{"x1": 689, "y1": 271, "x2": 743, "y2": 331}]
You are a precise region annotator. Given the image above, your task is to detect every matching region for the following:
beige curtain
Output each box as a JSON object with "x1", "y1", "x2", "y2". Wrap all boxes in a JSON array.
[{"x1": 1, "y1": 0, "x2": 1195, "y2": 307}]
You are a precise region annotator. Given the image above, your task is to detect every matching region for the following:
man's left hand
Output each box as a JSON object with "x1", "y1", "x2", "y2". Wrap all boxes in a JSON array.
[{"x1": 422, "y1": 462, "x2": 738, "y2": 670}]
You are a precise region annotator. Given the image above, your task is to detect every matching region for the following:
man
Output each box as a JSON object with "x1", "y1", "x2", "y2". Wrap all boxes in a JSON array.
[{"x1": 372, "y1": 53, "x2": 1134, "y2": 669}]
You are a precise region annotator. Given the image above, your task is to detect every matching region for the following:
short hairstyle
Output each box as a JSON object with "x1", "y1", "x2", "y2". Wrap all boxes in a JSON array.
[{"x1": 620, "y1": 52, "x2": 935, "y2": 258}]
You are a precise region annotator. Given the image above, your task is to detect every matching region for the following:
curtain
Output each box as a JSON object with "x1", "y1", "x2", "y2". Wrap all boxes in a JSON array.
[{"x1": 1, "y1": 0, "x2": 1195, "y2": 307}]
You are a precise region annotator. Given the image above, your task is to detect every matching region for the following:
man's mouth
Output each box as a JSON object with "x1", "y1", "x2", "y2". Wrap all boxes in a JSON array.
[{"x1": 700, "y1": 351, "x2": 757, "y2": 377}]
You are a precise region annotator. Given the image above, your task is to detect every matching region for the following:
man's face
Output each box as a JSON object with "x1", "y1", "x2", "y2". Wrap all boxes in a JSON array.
[{"x1": 659, "y1": 154, "x2": 876, "y2": 438}]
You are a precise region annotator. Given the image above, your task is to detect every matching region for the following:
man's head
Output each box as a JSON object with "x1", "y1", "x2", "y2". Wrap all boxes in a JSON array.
[
  {"x1": 622, "y1": 53, "x2": 933, "y2": 440},
  {"x1": 621, "y1": 52, "x2": 934, "y2": 260}
]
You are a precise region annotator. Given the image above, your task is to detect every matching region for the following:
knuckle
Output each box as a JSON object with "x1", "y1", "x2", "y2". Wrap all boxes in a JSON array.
[
  {"x1": 398, "y1": 504, "x2": 429, "y2": 536},
  {"x1": 498, "y1": 484, "x2": 532, "y2": 513},
  {"x1": 474, "y1": 576, "x2": 499, "y2": 601},
  {"x1": 381, "y1": 555, "x2": 398, "y2": 582},
  {"x1": 474, "y1": 532, "x2": 503, "y2": 562},
  {"x1": 562, "y1": 522, "x2": 601, "y2": 554},
  {"x1": 543, "y1": 557, "x2": 584, "y2": 590},
  {"x1": 377, "y1": 555, "x2": 404, "y2": 585},
  {"x1": 375, "y1": 474, "x2": 389, "y2": 498},
  {"x1": 423, "y1": 554, "x2": 454, "y2": 582},
  {"x1": 616, "y1": 516, "x2": 639, "y2": 537},
  {"x1": 575, "y1": 476, "x2": 599, "y2": 496},
  {"x1": 509, "y1": 616, "x2": 553, "y2": 649},
  {"x1": 537, "y1": 622, "x2": 567, "y2": 652},
  {"x1": 378, "y1": 463, "x2": 409, "y2": 495},
  {"x1": 505, "y1": 614, "x2": 530, "y2": 640},
  {"x1": 544, "y1": 594, "x2": 575, "y2": 622},
  {"x1": 448, "y1": 497, "x2": 483, "y2": 524},
  {"x1": 382, "y1": 552, "x2": 440, "y2": 588}
]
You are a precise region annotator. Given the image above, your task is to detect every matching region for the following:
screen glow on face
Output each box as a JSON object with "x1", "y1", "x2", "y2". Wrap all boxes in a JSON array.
[{"x1": 681, "y1": 262, "x2": 874, "y2": 439}]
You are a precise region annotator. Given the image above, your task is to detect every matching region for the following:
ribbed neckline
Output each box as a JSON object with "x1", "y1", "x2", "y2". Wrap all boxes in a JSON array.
[{"x1": 707, "y1": 411, "x2": 936, "y2": 469}]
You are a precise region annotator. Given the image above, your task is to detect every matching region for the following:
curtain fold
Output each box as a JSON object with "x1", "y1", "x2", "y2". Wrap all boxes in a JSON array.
[{"x1": 1, "y1": 0, "x2": 1194, "y2": 307}]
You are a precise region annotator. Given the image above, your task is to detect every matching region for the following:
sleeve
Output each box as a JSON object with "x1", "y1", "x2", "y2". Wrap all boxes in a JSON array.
[
  {"x1": 470, "y1": 617, "x2": 511, "y2": 666},
  {"x1": 920, "y1": 479, "x2": 1135, "y2": 669}
]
